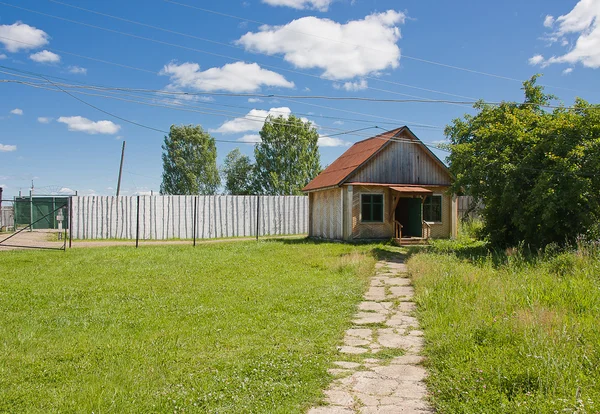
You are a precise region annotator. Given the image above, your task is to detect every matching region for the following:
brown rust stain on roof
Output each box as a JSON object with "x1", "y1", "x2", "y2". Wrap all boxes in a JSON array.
[{"x1": 303, "y1": 127, "x2": 404, "y2": 192}]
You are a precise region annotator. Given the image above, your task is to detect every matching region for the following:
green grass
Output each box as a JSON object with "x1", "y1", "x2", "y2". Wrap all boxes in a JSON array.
[
  {"x1": 408, "y1": 241, "x2": 600, "y2": 413},
  {"x1": 0, "y1": 239, "x2": 376, "y2": 413}
]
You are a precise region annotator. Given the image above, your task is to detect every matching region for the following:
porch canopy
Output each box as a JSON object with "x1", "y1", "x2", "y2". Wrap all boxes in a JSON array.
[{"x1": 389, "y1": 186, "x2": 432, "y2": 196}]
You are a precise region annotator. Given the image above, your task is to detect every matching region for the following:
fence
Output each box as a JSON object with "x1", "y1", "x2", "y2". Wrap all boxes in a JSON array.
[
  {"x1": 71, "y1": 195, "x2": 308, "y2": 240},
  {"x1": 1, "y1": 206, "x2": 14, "y2": 230},
  {"x1": 457, "y1": 196, "x2": 482, "y2": 220}
]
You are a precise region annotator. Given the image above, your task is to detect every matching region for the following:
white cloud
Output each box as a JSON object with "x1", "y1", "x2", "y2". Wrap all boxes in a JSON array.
[
  {"x1": 540, "y1": 0, "x2": 600, "y2": 68},
  {"x1": 248, "y1": 98, "x2": 263, "y2": 103},
  {"x1": 333, "y1": 79, "x2": 368, "y2": 91},
  {"x1": 333, "y1": 120, "x2": 344, "y2": 125},
  {"x1": 213, "y1": 107, "x2": 293, "y2": 134},
  {"x1": 160, "y1": 61, "x2": 294, "y2": 93},
  {"x1": 37, "y1": 116, "x2": 52, "y2": 123},
  {"x1": 563, "y1": 67, "x2": 574, "y2": 75},
  {"x1": 528, "y1": 54, "x2": 545, "y2": 65},
  {"x1": 10, "y1": 108, "x2": 23, "y2": 115},
  {"x1": 543, "y1": 15, "x2": 555, "y2": 28},
  {"x1": 29, "y1": 50, "x2": 60, "y2": 63},
  {"x1": 68, "y1": 66, "x2": 87, "y2": 75},
  {"x1": 0, "y1": 22, "x2": 49, "y2": 53},
  {"x1": 0, "y1": 144, "x2": 17, "y2": 152},
  {"x1": 318, "y1": 135, "x2": 351, "y2": 147},
  {"x1": 238, "y1": 134, "x2": 262, "y2": 143},
  {"x1": 262, "y1": 0, "x2": 334, "y2": 12},
  {"x1": 236, "y1": 11, "x2": 406, "y2": 80},
  {"x1": 0, "y1": 54, "x2": 6, "y2": 60},
  {"x1": 57, "y1": 116, "x2": 121, "y2": 135},
  {"x1": 58, "y1": 187, "x2": 75, "y2": 194}
]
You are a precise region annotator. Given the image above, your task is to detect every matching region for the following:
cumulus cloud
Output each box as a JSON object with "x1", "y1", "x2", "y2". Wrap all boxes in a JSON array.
[
  {"x1": 236, "y1": 11, "x2": 406, "y2": 80},
  {"x1": 563, "y1": 67, "x2": 574, "y2": 75},
  {"x1": 0, "y1": 144, "x2": 17, "y2": 152},
  {"x1": 212, "y1": 107, "x2": 293, "y2": 134},
  {"x1": 10, "y1": 108, "x2": 23, "y2": 115},
  {"x1": 262, "y1": 0, "x2": 334, "y2": 11},
  {"x1": 29, "y1": 50, "x2": 60, "y2": 63},
  {"x1": 0, "y1": 22, "x2": 49, "y2": 53},
  {"x1": 333, "y1": 79, "x2": 368, "y2": 91},
  {"x1": 528, "y1": 54, "x2": 545, "y2": 65},
  {"x1": 543, "y1": 15, "x2": 555, "y2": 28},
  {"x1": 160, "y1": 61, "x2": 294, "y2": 93},
  {"x1": 68, "y1": 66, "x2": 87, "y2": 75},
  {"x1": 37, "y1": 117, "x2": 52, "y2": 123},
  {"x1": 248, "y1": 98, "x2": 263, "y2": 103},
  {"x1": 537, "y1": 0, "x2": 600, "y2": 68},
  {"x1": 57, "y1": 116, "x2": 121, "y2": 135},
  {"x1": 318, "y1": 135, "x2": 351, "y2": 147},
  {"x1": 238, "y1": 134, "x2": 262, "y2": 143},
  {"x1": 333, "y1": 120, "x2": 344, "y2": 125},
  {"x1": 0, "y1": 54, "x2": 6, "y2": 59},
  {"x1": 58, "y1": 187, "x2": 75, "y2": 194}
]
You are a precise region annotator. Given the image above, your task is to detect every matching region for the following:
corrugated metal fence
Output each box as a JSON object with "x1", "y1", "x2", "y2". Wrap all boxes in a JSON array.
[{"x1": 71, "y1": 195, "x2": 308, "y2": 240}]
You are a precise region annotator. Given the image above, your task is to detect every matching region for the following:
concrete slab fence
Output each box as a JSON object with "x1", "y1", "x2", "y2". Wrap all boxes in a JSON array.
[{"x1": 71, "y1": 195, "x2": 308, "y2": 240}]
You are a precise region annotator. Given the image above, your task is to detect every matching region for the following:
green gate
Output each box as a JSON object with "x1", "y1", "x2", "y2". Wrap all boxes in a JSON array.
[{"x1": 14, "y1": 197, "x2": 69, "y2": 229}]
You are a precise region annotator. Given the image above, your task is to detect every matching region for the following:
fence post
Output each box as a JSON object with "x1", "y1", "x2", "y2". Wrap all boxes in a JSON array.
[
  {"x1": 68, "y1": 196, "x2": 73, "y2": 248},
  {"x1": 136, "y1": 195, "x2": 140, "y2": 248},
  {"x1": 193, "y1": 196, "x2": 197, "y2": 247},
  {"x1": 256, "y1": 195, "x2": 260, "y2": 241}
]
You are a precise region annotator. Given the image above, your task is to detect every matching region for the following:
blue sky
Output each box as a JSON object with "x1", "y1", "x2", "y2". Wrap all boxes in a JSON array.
[{"x1": 1, "y1": 0, "x2": 598, "y2": 197}]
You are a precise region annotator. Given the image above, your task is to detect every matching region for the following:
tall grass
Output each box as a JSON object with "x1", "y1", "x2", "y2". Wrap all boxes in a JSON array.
[{"x1": 408, "y1": 241, "x2": 600, "y2": 413}]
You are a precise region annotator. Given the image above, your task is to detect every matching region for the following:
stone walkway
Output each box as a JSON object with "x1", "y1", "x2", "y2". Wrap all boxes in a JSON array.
[{"x1": 308, "y1": 257, "x2": 432, "y2": 414}]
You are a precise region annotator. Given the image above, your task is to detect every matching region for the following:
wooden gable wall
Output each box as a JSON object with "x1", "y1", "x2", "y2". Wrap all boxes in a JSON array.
[{"x1": 345, "y1": 134, "x2": 451, "y2": 186}]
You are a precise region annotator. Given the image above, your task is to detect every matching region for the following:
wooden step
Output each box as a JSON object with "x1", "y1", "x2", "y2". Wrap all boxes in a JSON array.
[{"x1": 393, "y1": 238, "x2": 429, "y2": 246}]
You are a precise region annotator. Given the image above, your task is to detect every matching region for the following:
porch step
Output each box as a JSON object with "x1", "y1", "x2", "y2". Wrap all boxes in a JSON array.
[{"x1": 393, "y1": 237, "x2": 429, "y2": 246}]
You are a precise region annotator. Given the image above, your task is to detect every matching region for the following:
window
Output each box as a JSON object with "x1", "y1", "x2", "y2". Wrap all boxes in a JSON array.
[
  {"x1": 423, "y1": 195, "x2": 442, "y2": 222},
  {"x1": 361, "y1": 194, "x2": 384, "y2": 223}
]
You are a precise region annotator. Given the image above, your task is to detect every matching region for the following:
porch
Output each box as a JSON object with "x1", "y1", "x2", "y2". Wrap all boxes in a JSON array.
[{"x1": 391, "y1": 186, "x2": 433, "y2": 245}]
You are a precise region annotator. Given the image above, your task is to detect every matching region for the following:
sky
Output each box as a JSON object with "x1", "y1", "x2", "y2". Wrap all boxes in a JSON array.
[{"x1": 1, "y1": 0, "x2": 599, "y2": 197}]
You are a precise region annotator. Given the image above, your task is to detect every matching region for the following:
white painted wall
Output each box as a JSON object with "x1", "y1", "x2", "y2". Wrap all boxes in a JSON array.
[{"x1": 71, "y1": 195, "x2": 308, "y2": 240}]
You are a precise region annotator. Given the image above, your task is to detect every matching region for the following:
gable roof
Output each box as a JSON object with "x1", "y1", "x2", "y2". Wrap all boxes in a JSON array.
[{"x1": 303, "y1": 127, "x2": 404, "y2": 192}]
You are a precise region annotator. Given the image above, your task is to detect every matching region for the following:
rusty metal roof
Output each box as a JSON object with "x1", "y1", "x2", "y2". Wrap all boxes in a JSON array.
[
  {"x1": 303, "y1": 127, "x2": 404, "y2": 192},
  {"x1": 390, "y1": 186, "x2": 433, "y2": 194}
]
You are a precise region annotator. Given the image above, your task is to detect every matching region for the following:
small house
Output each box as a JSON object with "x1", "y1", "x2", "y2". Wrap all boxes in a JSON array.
[{"x1": 303, "y1": 127, "x2": 457, "y2": 242}]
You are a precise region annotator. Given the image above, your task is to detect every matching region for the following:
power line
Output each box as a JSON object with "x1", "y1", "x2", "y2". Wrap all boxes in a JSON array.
[
  {"x1": 161, "y1": 0, "x2": 583, "y2": 94},
  {"x1": 4, "y1": 0, "x2": 481, "y2": 110},
  {"x1": 43, "y1": 0, "x2": 480, "y2": 103}
]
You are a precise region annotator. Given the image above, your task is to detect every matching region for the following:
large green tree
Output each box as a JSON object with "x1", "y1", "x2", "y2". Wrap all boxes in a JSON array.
[
  {"x1": 160, "y1": 125, "x2": 220, "y2": 195},
  {"x1": 222, "y1": 148, "x2": 254, "y2": 195},
  {"x1": 447, "y1": 75, "x2": 600, "y2": 248},
  {"x1": 253, "y1": 115, "x2": 321, "y2": 195}
]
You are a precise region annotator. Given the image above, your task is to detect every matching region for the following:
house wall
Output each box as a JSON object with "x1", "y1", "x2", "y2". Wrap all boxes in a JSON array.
[
  {"x1": 346, "y1": 133, "x2": 451, "y2": 186},
  {"x1": 424, "y1": 186, "x2": 454, "y2": 239},
  {"x1": 309, "y1": 188, "x2": 343, "y2": 239},
  {"x1": 351, "y1": 185, "x2": 394, "y2": 239}
]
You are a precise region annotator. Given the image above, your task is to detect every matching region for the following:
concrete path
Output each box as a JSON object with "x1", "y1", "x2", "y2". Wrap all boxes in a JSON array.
[{"x1": 308, "y1": 257, "x2": 432, "y2": 414}]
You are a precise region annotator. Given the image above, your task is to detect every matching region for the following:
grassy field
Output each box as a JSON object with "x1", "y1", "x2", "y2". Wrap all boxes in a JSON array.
[
  {"x1": 0, "y1": 239, "x2": 376, "y2": 413},
  {"x1": 408, "y1": 240, "x2": 600, "y2": 413}
]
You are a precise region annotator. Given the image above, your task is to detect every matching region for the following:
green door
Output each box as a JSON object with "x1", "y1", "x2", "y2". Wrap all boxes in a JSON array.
[{"x1": 406, "y1": 198, "x2": 422, "y2": 237}]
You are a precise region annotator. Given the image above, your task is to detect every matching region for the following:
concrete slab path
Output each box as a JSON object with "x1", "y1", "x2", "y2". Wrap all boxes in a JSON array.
[{"x1": 308, "y1": 256, "x2": 432, "y2": 414}]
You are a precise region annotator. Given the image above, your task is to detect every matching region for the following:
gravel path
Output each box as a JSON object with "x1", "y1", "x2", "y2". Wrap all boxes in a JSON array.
[{"x1": 308, "y1": 257, "x2": 432, "y2": 414}]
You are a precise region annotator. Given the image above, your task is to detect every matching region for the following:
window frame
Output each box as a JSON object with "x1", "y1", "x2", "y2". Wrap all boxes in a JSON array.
[
  {"x1": 360, "y1": 193, "x2": 385, "y2": 224},
  {"x1": 423, "y1": 194, "x2": 443, "y2": 224}
]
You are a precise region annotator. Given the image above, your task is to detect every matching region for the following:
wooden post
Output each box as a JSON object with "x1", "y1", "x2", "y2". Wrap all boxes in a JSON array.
[
  {"x1": 68, "y1": 196, "x2": 73, "y2": 248},
  {"x1": 116, "y1": 141, "x2": 126, "y2": 196}
]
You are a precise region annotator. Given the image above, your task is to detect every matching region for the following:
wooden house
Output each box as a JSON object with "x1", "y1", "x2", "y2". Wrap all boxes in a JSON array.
[{"x1": 303, "y1": 127, "x2": 457, "y2": 242}]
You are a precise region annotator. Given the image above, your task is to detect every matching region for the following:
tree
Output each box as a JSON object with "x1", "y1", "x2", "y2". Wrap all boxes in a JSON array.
[
  {"x1": 160, "y1": 125, "x2": 220, "y2": 195},
  {"x1": 446, "y1": 75, "x2": 600, "y2": 248},
  {"x1": 222, "y1": 148, "x2": 254, "y2": 195},
  {"x1": 253, "y1": 115, "x2": 321, "y2": 195}
]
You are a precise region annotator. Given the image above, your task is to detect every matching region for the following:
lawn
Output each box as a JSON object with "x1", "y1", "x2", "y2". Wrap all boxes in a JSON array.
[
  {"x1": 408, "y1": 241, "x2": 600, "y2": 413},
  {"x1": 0, "y1": 239, "x2": 376, "y2": 413}
]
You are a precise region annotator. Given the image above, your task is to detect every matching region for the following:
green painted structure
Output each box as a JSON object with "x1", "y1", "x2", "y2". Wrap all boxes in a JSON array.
[{"x1": 13, "y1": 196, "x2": 69, "y2": 229}]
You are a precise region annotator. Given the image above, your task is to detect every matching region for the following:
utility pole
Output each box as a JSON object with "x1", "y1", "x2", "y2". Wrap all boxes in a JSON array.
[{"x1": 116, "y1": 141, "x2": 126, "y2": 196}]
